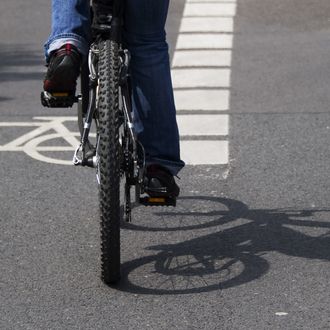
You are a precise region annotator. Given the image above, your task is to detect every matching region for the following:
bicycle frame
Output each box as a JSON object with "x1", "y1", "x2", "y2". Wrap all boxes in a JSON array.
[
  {"x1": 73, "y1": 0, "x2": 147, "y2": 221},
  {"x1": 39, "y1": 0, "x2": 177, "y2": 285},
  {"x1": 73, "y1": 0, "x2": 176, "y2": 223},
  {"x1": 74, "y1": 0, "x2": 130, "y2": 167}
]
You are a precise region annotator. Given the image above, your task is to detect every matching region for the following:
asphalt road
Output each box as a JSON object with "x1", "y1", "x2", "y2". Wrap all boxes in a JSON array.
[{"x1": 1, "y1": 1, "x2": 330, "y2": 329}]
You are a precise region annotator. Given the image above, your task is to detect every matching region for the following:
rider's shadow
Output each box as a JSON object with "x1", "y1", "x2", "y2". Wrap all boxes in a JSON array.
[{"x1": 118, "y1": 196, "x2": 330, "y2": 294}]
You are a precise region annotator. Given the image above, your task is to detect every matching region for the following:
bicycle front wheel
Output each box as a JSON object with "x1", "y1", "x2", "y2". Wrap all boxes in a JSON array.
[{"x1": 97, "y1": 39, "x2": 122, "y2": 284}]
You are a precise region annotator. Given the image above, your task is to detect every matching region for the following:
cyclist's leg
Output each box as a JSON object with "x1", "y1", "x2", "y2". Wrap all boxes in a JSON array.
[
  {"x1": 42, "y1": 0, "x2": 91, "y2": 104},
  {"x1": 123, "y1": 0, "x2": 185, "y2": 177},
  {"x1": 44, "y1": 0, "x2": 91, "y2": 61}
]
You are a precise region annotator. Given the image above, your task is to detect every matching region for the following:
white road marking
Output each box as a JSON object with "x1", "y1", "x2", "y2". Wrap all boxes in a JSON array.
[
  {"x1": 173, "y1": 50, "x2": 232, "y2": 67},
  {"x1": 3, "y1": 123, "x2": 54, "y2": 148},
  {"x1": 0, "y1": 1, "x2": 237, "y2": 168},
  {"x1": 177, "y1": 115, "x2": 229, "y2": 136},
  {"x1": 187, "y1": 0, "x2": 236, "y2": 2},
  {"x1": 180, "y1": 17, "x2": 234, "y2": 33},
  {"x1": 174, "y1": 90, "x2": 229, "y2": 111},
  {"x1": 2, "y1": 116, "x2": 79, "y2": 149},
  {"x1": 183, "y1": 3, "x2": 237, "y2": 17},
  {"x1": 0, "y1": 122, "x2": 43, "y2": 127},
  {"x1": 172, "y1": 0, "x2": 237, "y2": 167},
  {"x1": 0, "y1": 117, "x2": 80, "y2": 165},
  {"x1": 181, "y1": 141, "x2": 228, "y2": 165},
  {"x1": 176, "y1": 34, "x2": 233, "y2": 50},
  {"x1": 23, "y1": 133, "x2": 74, "y2": 165},
  {"x1": 172, "y1": 69, "x2": 230, "y2": 89}
]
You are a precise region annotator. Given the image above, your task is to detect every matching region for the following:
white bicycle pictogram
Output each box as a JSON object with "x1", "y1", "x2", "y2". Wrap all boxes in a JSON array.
[{"x1": 0, "y1": 116, "x2": 92, "y2": 165}]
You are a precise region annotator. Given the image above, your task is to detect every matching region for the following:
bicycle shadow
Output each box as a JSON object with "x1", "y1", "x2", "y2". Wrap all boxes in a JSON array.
[
  {"x1": 117, "y1": 196, "x2": 330, "y2": 295},
  {"x1": 121, "y1": 196, "x2": 248, "y2": 232}
]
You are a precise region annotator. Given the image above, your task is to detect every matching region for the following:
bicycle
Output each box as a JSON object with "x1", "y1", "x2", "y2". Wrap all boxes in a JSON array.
[{"x1": 41, "y1": 0, "x2": 176, "y2": 285}]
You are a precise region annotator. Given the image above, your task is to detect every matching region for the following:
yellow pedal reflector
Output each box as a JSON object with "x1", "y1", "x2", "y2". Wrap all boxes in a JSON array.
[
  {"x1": 148, "y1": 197, "x2": 166, "y2": 203},
  {"x1": 52, "y1": 92, "x2": 69, "y2": 97}
]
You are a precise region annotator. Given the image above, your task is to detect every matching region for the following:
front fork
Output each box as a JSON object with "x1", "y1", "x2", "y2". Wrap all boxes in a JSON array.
[
  {"x1": 119, "y1": 49, "x2": 146, "y2": 221},
  {"x1": 72, "y1": 45, "x2": 143, "y2": 221},
  {"x1": 73, "y1": 46, "x2": 99, "y2": 168}
]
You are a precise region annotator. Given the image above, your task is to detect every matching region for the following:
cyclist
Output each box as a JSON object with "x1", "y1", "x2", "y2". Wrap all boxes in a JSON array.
[{"x1": 42, "y1": 0, "x2": 185, "y2": 197}]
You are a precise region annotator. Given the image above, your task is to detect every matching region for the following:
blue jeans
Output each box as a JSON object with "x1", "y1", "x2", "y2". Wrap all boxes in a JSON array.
[{"x1": 45, "y1": 0, "x2": 184, "y2": 175}]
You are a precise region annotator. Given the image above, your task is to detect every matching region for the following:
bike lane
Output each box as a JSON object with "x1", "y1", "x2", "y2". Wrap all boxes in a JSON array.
[{"x1": 1, "y1": 0, "x2": 330, "y2": 330}]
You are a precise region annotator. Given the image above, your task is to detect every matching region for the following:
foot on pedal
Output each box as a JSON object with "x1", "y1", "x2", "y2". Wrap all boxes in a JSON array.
[
  {"x1": 41, "y1": 91, "x2": 76, "y2": 108},
  {"x1": 140, "y1": 196, "x2": 176, "y2": 207},
  {"x1": 41, "y1": 43, "x2": 81, "y2": 108},
  {"x1": 142, "y1": 164, "x2": 179, "y2": 206}
]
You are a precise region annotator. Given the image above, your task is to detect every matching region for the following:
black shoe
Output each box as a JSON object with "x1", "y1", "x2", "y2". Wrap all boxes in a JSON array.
[
  {"x1": 43, "y1": 43, "x2": 81, "y2": 94},
  {"x1": 145, "y1": 164, "x2": 180, "y2": 198}
]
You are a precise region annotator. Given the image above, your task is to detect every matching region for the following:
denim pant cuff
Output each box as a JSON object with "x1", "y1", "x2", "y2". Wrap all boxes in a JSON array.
[
  {"x1": 146, "y1": 157, "x2": 185, "y2": 176},
  {"x1": 44, "y1": 33, "x2": 89, "y2": 61}
]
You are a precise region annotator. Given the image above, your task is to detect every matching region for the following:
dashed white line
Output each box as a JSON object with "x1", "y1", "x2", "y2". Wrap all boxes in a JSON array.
[
  {"x1": 172, "y1": 0, "x2": 237, "y2": 167},
  {"x1": 180, "y1": 17, "x2": 234, "y2": 33},
  {"x1": 183, "y1": 3, "x2": 237, "y2": 17},
  {"x1": 176, "y1": 34, "x2": 233, "y2": 50},
  {"x1": 173, "y1": 50, "x2": 232, "y2": 67},
  {"x1": 180, "y1": 141, "x2": 228, "y2": 165},
  {"x1": 174, "y1": 90, "x2": 229, "y2": 111},
  {"x1": 177, "y1": 115, "x2": 229, "y2": 136},
  {"x1": 172, "y1": 69, "x2": 230, "y2": 89}
]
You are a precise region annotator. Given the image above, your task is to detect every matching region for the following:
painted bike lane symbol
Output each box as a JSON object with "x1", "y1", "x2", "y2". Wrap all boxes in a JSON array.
[{"x1": 0, "y1": 116, "x2": 86, "y2": 165}]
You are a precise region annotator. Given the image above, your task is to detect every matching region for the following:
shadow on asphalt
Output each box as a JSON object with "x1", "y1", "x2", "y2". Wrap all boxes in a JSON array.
[
  {"x1": 0, "y1": 96, "x2": 13, "y2": 102},
  {"x1": 117, "y1": 196, "x2": 330, "y2": 295},
  {"x1": 0, "y1": 44, "x2": 43, "y2": 83}
]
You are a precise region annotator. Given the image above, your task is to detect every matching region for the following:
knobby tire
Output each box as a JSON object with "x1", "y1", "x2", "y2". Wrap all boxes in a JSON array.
[{"x1": 97, "y1": 39, "x2": 121, "y2": 284}]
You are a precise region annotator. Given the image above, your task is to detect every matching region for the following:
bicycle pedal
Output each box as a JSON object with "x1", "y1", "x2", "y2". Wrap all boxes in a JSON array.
[
  {"x1": 139, "y1": 196, "x2": 176, "y2": 207},
  {"x1": 41, "y1": 91, "x2": 77, "y2": 108}
]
